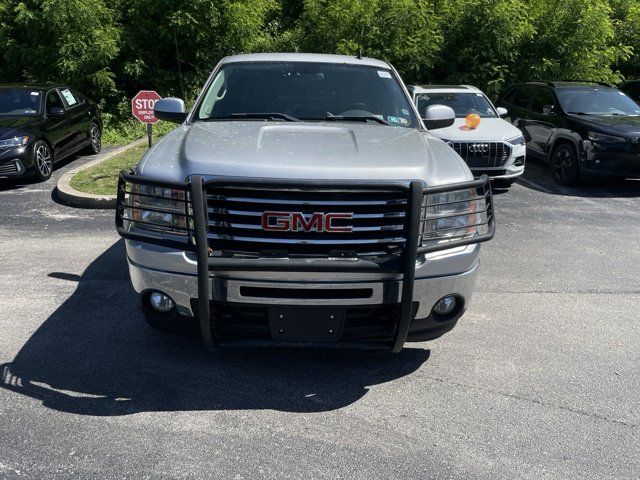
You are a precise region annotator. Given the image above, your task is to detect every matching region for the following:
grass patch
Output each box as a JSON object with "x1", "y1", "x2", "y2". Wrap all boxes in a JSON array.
[
  {"x1": 70, "y1": 143, "x2": 148, "y2": 195},
  {"x1": 102, "y1": 117, "x2": 176, "y2": 147}
]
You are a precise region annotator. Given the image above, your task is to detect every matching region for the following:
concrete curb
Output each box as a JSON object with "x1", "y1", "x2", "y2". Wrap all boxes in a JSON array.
[{"x1": 56, "y1": 138, "x2": 147, "y2": 209}]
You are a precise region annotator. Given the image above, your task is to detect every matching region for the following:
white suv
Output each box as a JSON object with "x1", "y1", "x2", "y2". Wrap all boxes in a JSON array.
[{"x1": 409, "y1": 85, "x2": 526, "y2": 187}]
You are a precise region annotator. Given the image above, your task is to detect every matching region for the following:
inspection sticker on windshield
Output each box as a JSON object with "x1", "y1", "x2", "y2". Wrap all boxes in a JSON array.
[
  {"x1": 31, "y1": 91, "x2": 39, "y2": 96},
  {"x1": 378, "y1": 71, "x2": 392, "y2": 78},
  {"x1": 387, "y1": 116, "x2": 409, "y2": 125}
]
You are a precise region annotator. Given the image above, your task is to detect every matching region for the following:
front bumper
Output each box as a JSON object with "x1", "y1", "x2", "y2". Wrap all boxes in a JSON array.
[
  {"x1": 128, "y1": 255, "x2": 479, "y2": 344},
  {"x1": 466, "y1": 143, "x2": 526, "y2": 180},
  {"x1": 116, "y1": 173, "x2": 495, "y2": 351},
  {"x1": 0, "y1": 145, "x2": 29, "y2": 178},
  {"x1": 581, "y1": 141, "x2": 640, "y2": 178}
]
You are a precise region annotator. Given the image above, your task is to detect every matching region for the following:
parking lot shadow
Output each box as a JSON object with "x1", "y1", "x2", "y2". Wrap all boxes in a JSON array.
[
  {"x1": 516, "y1": 158, "x2": 640, "y2": 198},
  {"x1": 1, "y1": 240, "x2": 429, "y2": 416}
]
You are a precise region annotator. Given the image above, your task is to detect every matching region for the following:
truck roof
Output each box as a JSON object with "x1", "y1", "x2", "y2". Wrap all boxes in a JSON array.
[{"x1": 220, "y1": 53, "x2": 392, "y2": 69}]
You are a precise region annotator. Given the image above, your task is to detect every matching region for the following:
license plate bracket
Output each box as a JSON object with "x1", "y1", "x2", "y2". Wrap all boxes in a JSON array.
[{"x1": 268, "y1": 307, "x2": 345, "y2": 341}]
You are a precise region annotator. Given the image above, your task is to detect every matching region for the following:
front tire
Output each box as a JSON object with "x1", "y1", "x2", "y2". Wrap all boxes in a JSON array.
[
  {"x1": 551, "y1": 144, "x2": 580, "y2": 185},
  {"x1": 32, "y1": 140, "x2": 53, "y2": 182},
  {"x1": 85, "y1": 122, "x2": 102, "y2": 155}
]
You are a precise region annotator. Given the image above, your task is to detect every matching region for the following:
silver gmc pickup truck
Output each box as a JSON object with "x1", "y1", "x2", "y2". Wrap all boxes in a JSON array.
[{"x1": 115, "y1": 53, "x2": 495, "y2": 352}]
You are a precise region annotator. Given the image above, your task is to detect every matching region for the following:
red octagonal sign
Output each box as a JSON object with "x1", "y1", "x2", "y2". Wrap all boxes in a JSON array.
[{"x1": 132, "y1": 90, "x2": 162, "y2": 124}]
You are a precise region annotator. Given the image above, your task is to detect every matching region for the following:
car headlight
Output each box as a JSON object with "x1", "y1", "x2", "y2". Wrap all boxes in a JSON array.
[
  {"x1": 129, "y1": 184, "x2": 190, "y2": 235},
  {"x1": 587, "y1": 131, "x2": 626, "y2": 144},
  {"x1": 506, "y1": 133, "x2": 525, "y2": 146},
  {"x1": 421, "y1": 188, "x2": 488, "y2": 242},
  {"x1": 0, "y1": 135, "x2": 30, "y2": 149}
]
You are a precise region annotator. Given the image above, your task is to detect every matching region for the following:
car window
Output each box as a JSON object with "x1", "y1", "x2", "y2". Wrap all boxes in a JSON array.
[
  {"x1": 0, "y1": 88, "x2": 41, "y2": 116},
  {"x1": 415, "y1": 92, "x2": 497, "y2": 118},
  {"x1": 530, "y1": 87, "x2": 557, "y2": 114},
  {"x1": 512, "y1": 87, "x2": 532, "y2": 109},
  {"x1": 71, "y1": 90, "x2": 86, "y2": 105},
  {"x1": 46, "y1": 90, "x2": 65, "y2": 112},
  {"x1": 59, "y1": 88, "x2": 78, "y2": 107},
  {"x1": 196, "y1": 61, "x2": 418, "y2": 128},
  {"x1": 557, "y1": 87, "x2": 640, "y2": 115}
]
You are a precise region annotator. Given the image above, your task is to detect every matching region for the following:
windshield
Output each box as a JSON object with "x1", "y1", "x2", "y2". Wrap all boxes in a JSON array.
[
  {"x1": 195, "y1": 61, "x2": 417, "y2": 128},
  {"x1": 0, "y1": 89, "x2": 41, "y2": 116},
  {"x1": 415, "y1": 92, "x2": 497, "y2": 118},
  {"x1": 557, "y1": 87, "x2": 640, "y2": 116}
]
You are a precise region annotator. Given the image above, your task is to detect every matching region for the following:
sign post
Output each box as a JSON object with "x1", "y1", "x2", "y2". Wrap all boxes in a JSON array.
[{"x1": 131, "y1": 90, "x2": 161, "y2": 148}]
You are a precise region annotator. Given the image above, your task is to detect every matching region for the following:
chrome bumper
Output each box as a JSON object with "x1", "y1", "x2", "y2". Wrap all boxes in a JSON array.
[{"x1": 128, "y1": 256, "x2": 479, "y2": 320}]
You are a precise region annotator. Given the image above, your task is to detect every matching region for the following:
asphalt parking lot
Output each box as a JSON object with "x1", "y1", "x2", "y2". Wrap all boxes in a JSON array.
[{"x1": 0, "y1": 155, "x2": 639, "y2": 479}]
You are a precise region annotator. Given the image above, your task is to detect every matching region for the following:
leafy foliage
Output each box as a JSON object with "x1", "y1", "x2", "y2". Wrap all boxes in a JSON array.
[{"x1": 0, "y1": 0, "x2": 638, "y2": 135}]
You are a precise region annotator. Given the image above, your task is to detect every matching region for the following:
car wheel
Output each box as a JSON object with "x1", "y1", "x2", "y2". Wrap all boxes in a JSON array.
[
  {"x1": 32, "y1": 140, "x2": 53, "y2": 181},
  {"x1": 86, "y1": 122, "x2": 102, "y2": 155},
  {"x1": 551, "y1": 144, "x2": 580, "y2": 185}
]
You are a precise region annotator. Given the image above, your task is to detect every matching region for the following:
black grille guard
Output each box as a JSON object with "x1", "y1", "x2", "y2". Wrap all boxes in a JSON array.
[{"x1": 116, "y1": 172, "x2": 495, "y2": 352}]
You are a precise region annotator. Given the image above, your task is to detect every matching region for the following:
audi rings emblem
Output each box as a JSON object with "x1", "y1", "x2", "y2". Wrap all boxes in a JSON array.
[{"x1": 469, "y1": 143, "x2": 490, "y2": 153}]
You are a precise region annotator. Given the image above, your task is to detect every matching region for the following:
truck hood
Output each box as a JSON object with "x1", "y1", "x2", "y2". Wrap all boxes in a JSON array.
[
  {"x1": 138, "y1": 121, "x2": 471, "y2": 185},
  {"x1": 427, "y1": 117, "x2": 523, "y2": 142}
]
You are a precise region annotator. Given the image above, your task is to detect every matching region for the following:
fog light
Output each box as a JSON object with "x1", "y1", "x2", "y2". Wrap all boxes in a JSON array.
[
  {"x1": 433, "y1": 295, "x2": 457, "y2": 316},
  {"x1": 149, "y1": 291, "x2": 174, "y2": 312}
]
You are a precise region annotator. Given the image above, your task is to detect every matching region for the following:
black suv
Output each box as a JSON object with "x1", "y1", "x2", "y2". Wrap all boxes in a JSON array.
[{"x1": 496, "y1": 81, "x2": 640, "y2": 185}]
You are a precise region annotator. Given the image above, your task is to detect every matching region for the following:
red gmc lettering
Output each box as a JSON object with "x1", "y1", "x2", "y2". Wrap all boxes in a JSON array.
[
  {"x1": 324, "y1": 213, "x2": 352, "y2": 232},
  {"x1": 261, "y1": 211, "x2": 291, "y2": 231},
  {"x1": 261, "y1": 212, "x2": 353, "y2": 233},
  {"x1": 291, "y1": 212, "x2": 323, "y2": 232}
]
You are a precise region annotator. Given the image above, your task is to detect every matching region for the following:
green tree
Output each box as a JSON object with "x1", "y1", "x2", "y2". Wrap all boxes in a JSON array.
[
  {"x1": 518, "y1": 0, "x2": 632, "y2": 84},
  {"x1": 433, "y1": 0, "x2": 535, "y2": 96},
  {"x1": 293, "y1": 0, "x2": 443, "y2": 82},
  {"x1": 0, "y1": 0, "x2": 119, "y2": 98}
]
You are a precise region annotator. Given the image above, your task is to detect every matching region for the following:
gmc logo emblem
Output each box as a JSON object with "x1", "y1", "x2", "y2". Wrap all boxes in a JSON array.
[{"x1": 261, "y1": 211, "x2": 353, "y2": 233}]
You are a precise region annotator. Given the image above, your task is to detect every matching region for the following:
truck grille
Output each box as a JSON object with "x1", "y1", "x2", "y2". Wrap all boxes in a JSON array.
[
  {"x1": 204, "y1": 185, "x2": 409, "y2": 256},
  {"x1": 448, "y1": 141, "x2": 511, "y2": 168}
]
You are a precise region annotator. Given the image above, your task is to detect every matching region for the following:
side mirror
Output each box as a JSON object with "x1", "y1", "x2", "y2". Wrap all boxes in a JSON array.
[
  {"x1": 542, "y1": 104, "x2": 556, "y2": 116},
  {"x1": 422, "y1": 104, "x2": 455, "y2": 130},
  {"x1": 154, "y1": 97, "x2": 186, "y2": 123},
  {"x1": 48, "y1": 106, "x2": 65, "y2": 116},
  {"x1": 496, "y1": 107, "x2": 508, "y2": 117}
]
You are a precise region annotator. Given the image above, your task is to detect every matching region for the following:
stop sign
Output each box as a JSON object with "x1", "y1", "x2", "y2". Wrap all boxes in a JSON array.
[{"x1": 132, "y1": 90, "x2": 162, "y2": 124}]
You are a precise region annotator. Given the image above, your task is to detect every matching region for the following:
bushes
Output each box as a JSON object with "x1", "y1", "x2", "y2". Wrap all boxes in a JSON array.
[{"x1": 1, "y1": 0, "x2": 638, "y2": 143}]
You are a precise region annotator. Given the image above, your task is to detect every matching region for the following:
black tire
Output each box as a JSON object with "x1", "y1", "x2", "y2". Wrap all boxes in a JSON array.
[
  {"x1": 492, "y1": 178, "x2": 515, "y2": 189},
  {"x1": 85, "y1": 122, "x2": 102, "y2": 155},
  {"x1": 32, "y1": 140, "x2": 53, "y2": 182},
  {"x1": 551, "y1": 143, "x2": 580, "y2": 185}
]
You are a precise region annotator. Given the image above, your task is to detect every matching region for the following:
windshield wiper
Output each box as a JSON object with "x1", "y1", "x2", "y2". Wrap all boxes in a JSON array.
[
  {"x1": 207, "y1": 113, "x2": 300, "y2": 122},
  {"x1": 323, "y1": 115, "x2": 390, "y2": 125},
  {"x1": 567, "y1": 111, "x2": 589, "y2": 115}
]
